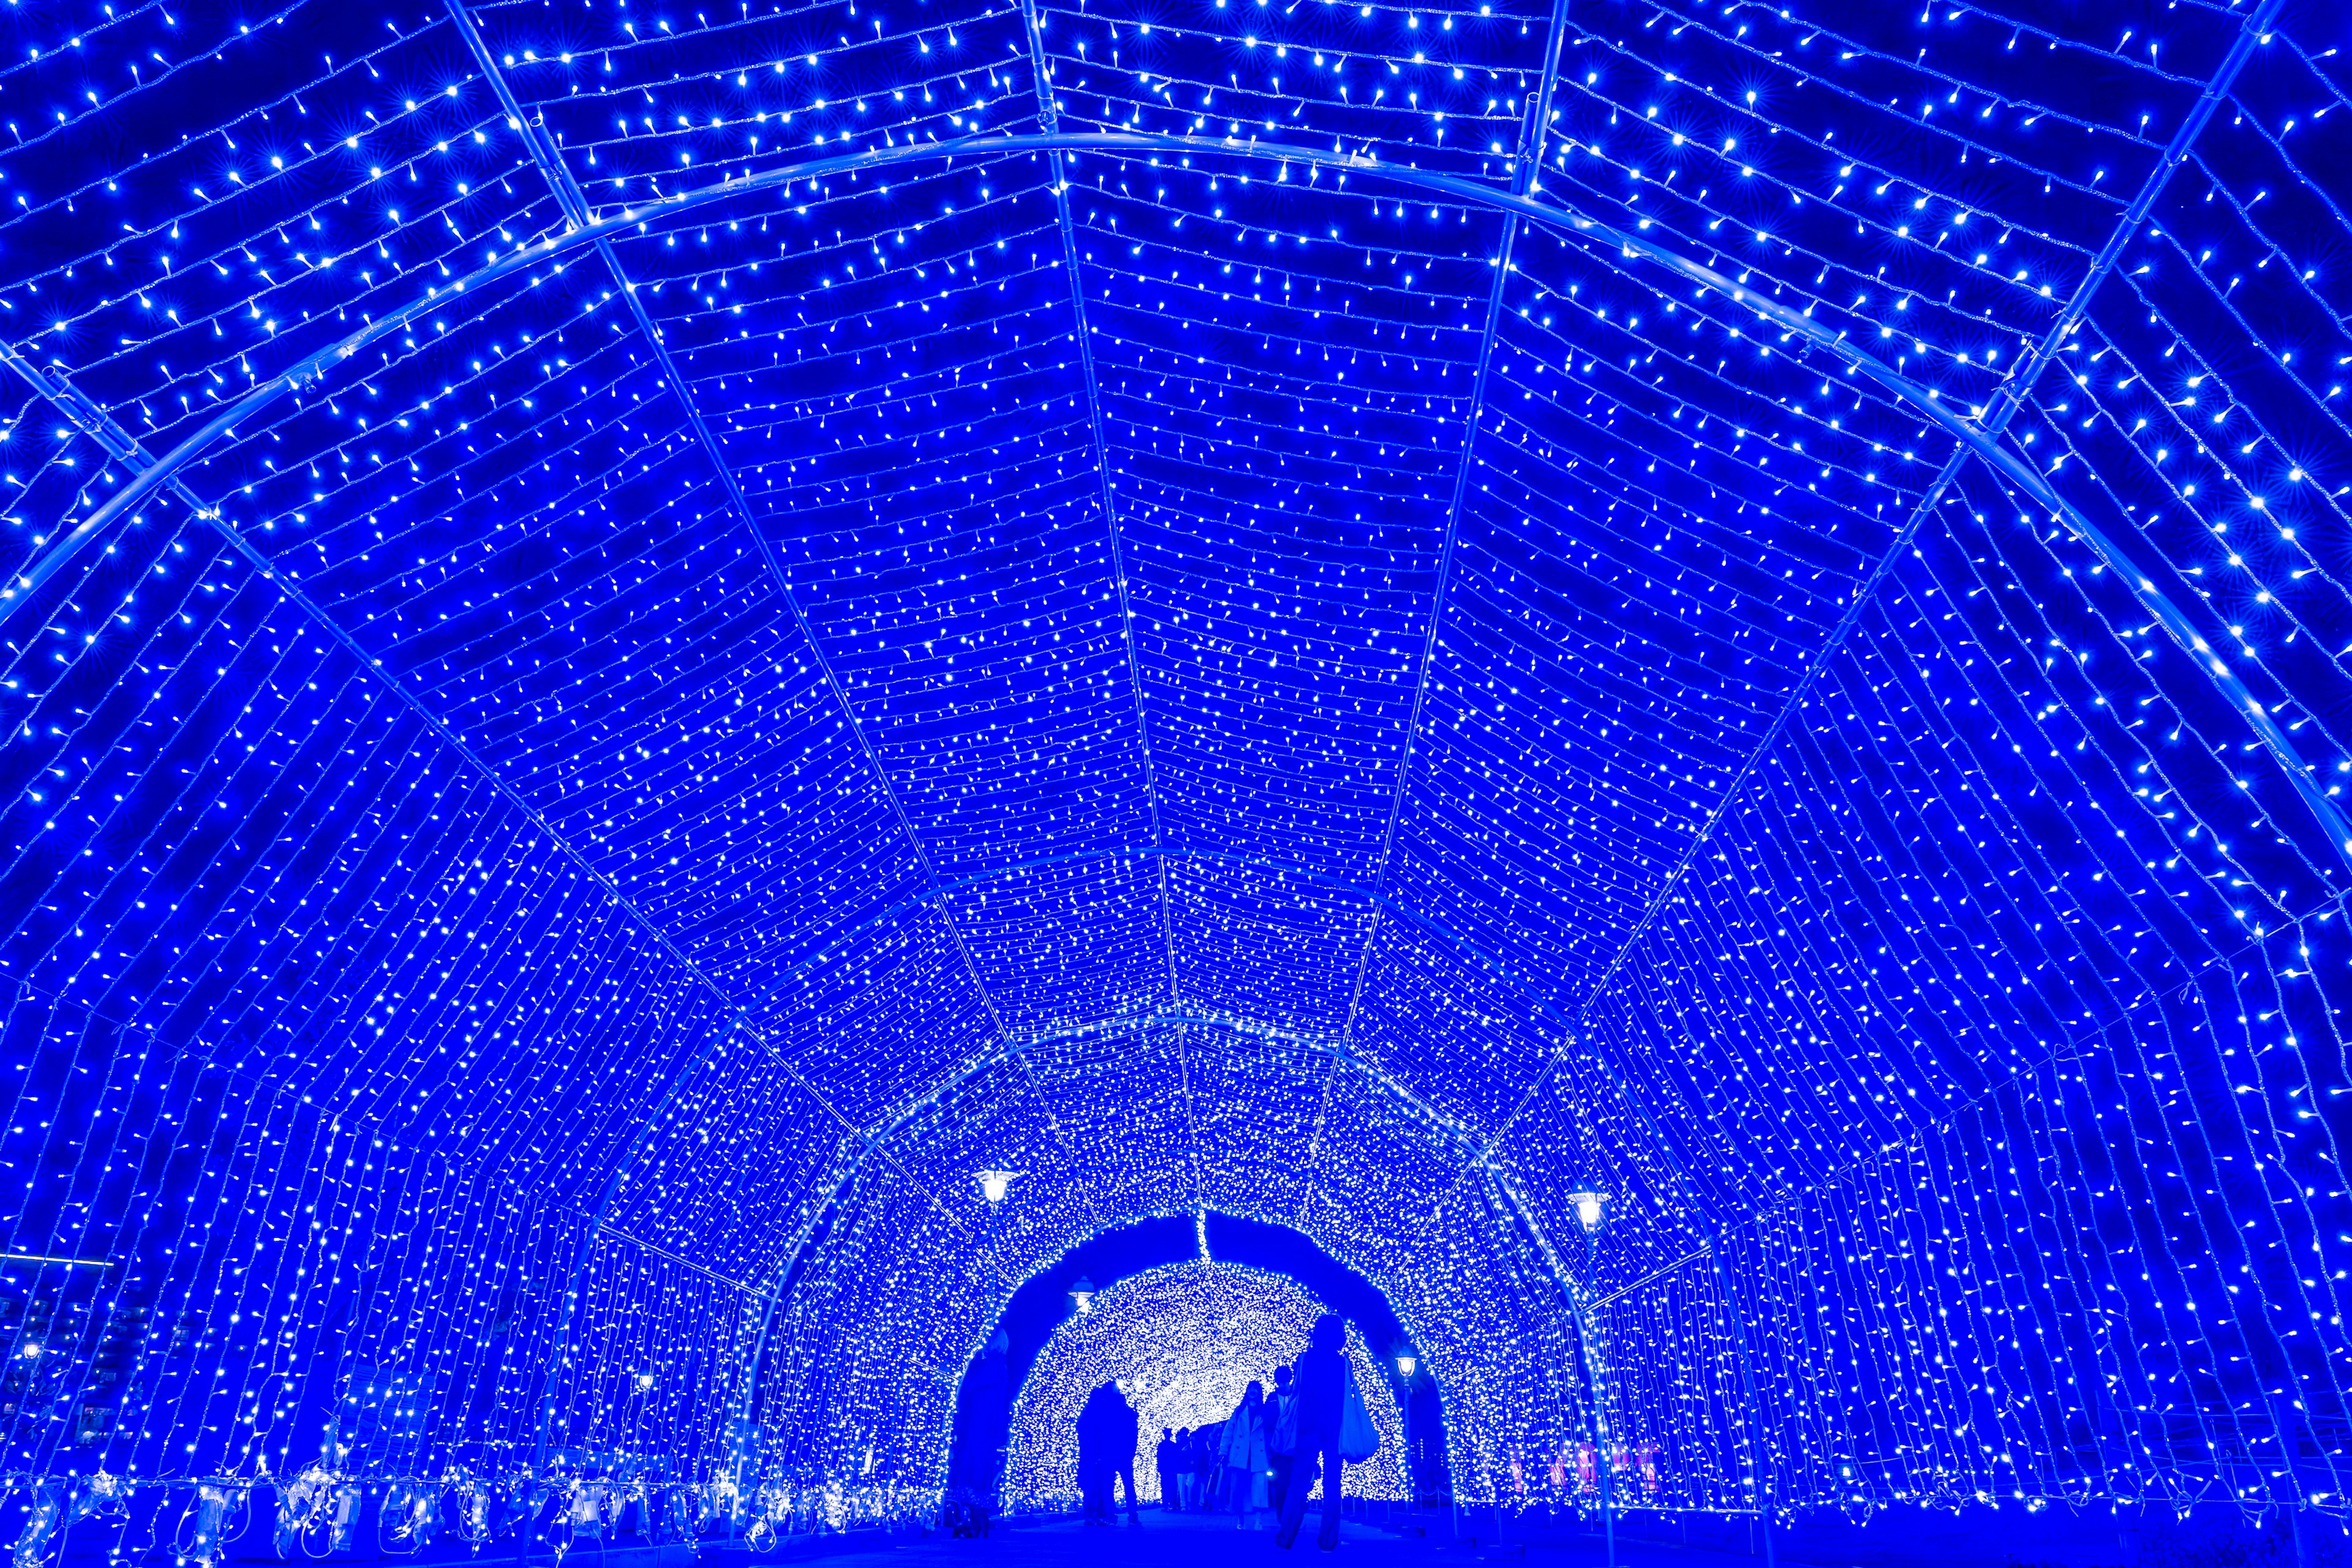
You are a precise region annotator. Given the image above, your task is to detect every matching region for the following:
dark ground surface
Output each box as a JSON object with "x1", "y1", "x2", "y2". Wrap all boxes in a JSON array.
[{"x1": 793, "y1": 1509, "x2": 1776, "y2": 1568}]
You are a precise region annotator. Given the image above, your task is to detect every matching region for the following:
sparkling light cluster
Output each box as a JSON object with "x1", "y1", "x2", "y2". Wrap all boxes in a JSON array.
[{"x1": 0, "y1": 0, "x2": 2345, "y2": 1551}]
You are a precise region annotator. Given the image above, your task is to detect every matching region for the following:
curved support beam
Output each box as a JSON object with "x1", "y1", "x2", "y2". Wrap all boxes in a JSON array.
[
  {"x1": 1013, "y1": 0, "x2": 1177, "y2": 1006},
  {"x1": 13, "y1": 131, "x2": 2337, "y2": 1485},
  {"x1": 23, "y1": 115, "x2": 2316, "y2": 1504},
  {"x1": 12, "y1": 127, "x2": 2343, "y2": 873},
  {"x1": 900, "y1": 1209, "x2": 1448, "y2": 1506},
  {"x1": 1483, "y1": 1178, "x2": 1624, "y2": 1526}
]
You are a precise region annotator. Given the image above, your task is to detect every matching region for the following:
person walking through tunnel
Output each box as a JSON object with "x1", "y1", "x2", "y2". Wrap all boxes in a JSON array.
[
  {"x1": 1112, "y1": 1381, "x2": 1142, "y2": 1524},
  {"x1": 1191, "y1": 1418, "x2": 1223, "y2": 1513},
  {"x1": 1156, "y1": 1427, "x2": 1182, "y2": 1511},
  {"x1": 1266, "y1": 1363, "x2": 1299, "y2": 1518},
  {"x1": 1221, "y1": 1378, "x2": 1272, "y2": 1525},
  {"x1": 1276, "y1": 1314, "x2": 1374, "y2": 1551},
  {"x1": 1171, "y1": 1427, "x2": 1195, "y2": 1510},
  {"x1": 1075, "y1": 1380, "x2": 1124, "y2": 1526}
]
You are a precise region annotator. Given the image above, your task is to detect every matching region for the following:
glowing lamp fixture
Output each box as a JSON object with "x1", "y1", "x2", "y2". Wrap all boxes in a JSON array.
[
  {"x1": 1568, "y1": 1188, "x2": 1611, "y2": 1237},
  {"x1": 1396, "y1": 1352, "x2": 1417, "y2": 1378},
  {"x1": 974, "y1": 1169, "x2": 1023, "y2": 1205},
  {"x1": 1069, "y1": 1275, "x2": 1096, "y2": 1316}
]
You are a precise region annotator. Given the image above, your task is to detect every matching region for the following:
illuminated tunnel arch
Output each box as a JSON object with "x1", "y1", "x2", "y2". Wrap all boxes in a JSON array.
[
  {"x1": 0, "y1": 0, "x2": 2348, "y2": 1556},
  {"x1": 924, "y1": 1211, "x2": 1453, "y2": 1505}
]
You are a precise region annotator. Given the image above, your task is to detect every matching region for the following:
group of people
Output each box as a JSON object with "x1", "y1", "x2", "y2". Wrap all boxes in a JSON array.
[{"x1": 1074, "y1": 1313, "x2": 1363, "y2": 1551}]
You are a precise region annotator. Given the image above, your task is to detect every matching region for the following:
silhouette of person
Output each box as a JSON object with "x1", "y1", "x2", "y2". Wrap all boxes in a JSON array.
[
  {"x1": 1275, "y1": 1314, "x2": 1360, "y2": 1551},
  {"x1": 1077, "y1": 1380, "x2": 1125, "y2": 1525},
  {"x1": 1111, "y1": 1382, "x2": 1142, "y2": 1523},
  {"x1": 1156, "y1": 1427, "x2": 1182, "y2": 1510},
  {"x1": 1266, "y1": 1363, "x2": 1298, "y2": 1517},
  {"x1": 1191, "y1": 1419, "x2": 1223, "y2": 1513},
  {"x1": 1171, "y1": 1428, "x2": 1194, "y2": 1509}
]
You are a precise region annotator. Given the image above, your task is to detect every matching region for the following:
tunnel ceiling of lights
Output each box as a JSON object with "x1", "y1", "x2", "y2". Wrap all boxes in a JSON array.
[{"x1": 0, "y1": 0, "x2": 2348, "y2": 1530}]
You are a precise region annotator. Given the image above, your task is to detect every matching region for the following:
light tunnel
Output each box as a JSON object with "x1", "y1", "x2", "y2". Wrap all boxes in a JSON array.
[
  {"x1": 938, "y1": 1212, "x2": 1448, "y2": 1512},
  {"x1": 0, "y1": 0, "x2": 2348, "y2": 1560}
]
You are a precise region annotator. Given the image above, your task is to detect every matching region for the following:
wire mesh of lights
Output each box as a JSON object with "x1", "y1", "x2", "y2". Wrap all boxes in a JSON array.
[{"x1": 0, "y1": 0, "x2": 2341, "y2": 1549}]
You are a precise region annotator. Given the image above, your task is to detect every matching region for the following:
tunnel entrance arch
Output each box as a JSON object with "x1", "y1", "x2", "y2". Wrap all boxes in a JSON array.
[{"x1": 944, "y1": 1211, "x2": 1453, "y2": 1510}]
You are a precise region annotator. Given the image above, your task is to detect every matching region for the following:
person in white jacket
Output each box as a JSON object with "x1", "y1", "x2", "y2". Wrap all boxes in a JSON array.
[{"x1": 1219, "y1": 1379, "x2": 1271, "y2": 1523}]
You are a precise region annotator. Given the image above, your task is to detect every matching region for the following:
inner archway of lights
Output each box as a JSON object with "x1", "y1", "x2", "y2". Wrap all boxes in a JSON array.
[
  {"x1": 0, "y1": 0, "x2": 2348, "y2": 1549},
  {"x1": 999, "y1": 1259, "x2": 1411, "y2": 1510}
]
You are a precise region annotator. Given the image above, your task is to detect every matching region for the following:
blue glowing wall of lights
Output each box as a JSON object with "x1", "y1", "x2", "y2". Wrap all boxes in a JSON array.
[
  {"x1": 998, "y1": 1259, "x2": 1408, "y2": 1509},
  {"x1": 0, "y1": 0, "x2": 2342, "y2": 1541}
]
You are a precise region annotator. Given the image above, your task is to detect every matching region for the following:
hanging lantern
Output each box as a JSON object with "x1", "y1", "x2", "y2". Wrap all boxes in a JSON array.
[
  {"x1": 1567, "y1": 1188, "x2": 1611, "y2": 1237},
  {"x1": 1069, "y1": 1275, "x2": 1096, "y2": 1316},
  {"x1": 974, "y1": 1169, "x2": 1022, "y2": 1205}
]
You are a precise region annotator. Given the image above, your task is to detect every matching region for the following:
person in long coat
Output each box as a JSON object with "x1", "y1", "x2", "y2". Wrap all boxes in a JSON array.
[
  {"x1": 1155, "y1": 1428, "x2": 1182, "y2": 1510},
  {"x1": 1110, "y1": 1384, "x2": 1142, "y2": 1523},
  {"x1": 1265, "y1": 1364, "x2": 1298, "y2": 1516},
  {"x1": 1275, "y1": 1315, "x2": 1362, "y2": 1551},
  {"x1": 1219, "y1": 1379, "x2": 1271, "y2": 1522},
  {"x1": 1076, "y1": 1381, "x2": 1126, "y2": 1525}
]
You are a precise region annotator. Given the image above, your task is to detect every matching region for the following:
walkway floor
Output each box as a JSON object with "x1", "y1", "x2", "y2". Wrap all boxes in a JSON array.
[{"x1": 791, "y1": 1509, "x2": 1782, "y2": 1568}]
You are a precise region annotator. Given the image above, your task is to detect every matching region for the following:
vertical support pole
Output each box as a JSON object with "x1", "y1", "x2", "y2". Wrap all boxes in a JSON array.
[
  {"x1": 1563, "y1": 1032, "x2": 1779, "y2": 1542},
  {"x1": 1489, "y1": 1175, "x2": 1613, "y2": 1562},
  {"x1": 1583, "y1": 1230, "x2": 1616, "y2": 1568}
]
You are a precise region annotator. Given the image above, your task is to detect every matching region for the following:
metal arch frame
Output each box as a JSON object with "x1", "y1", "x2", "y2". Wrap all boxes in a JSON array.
[
  {"x1": 0, "y1": 0, "x2": 2312, "y2": 1491},
  {"x1": 9, "y1": 107, "x2": 2333, "y2": 1485},
  {"x1": 10, "y1": 108, "x2": 2338, "y2": 1496},
  {"x1": 13, "y1": 125, "x2": 2345, "y2": 875},
  {"x1": 10, "y1": 78, "x2": 2341, "y2": 1425}
]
